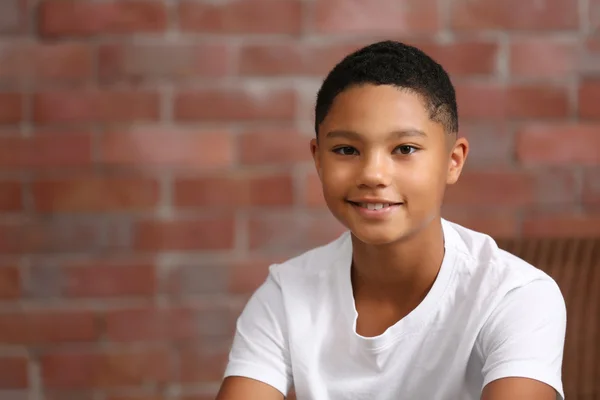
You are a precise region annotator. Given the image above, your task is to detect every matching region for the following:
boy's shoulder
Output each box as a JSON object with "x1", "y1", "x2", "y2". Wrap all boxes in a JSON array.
[
  {"x1": 445, "y1": 220, "x2": 556, "y2": 288},
  {"x1": 268, "y1": 219, "x2": 556, "y2": 289}
]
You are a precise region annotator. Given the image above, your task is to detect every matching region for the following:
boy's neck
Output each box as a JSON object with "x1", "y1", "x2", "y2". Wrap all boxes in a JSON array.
[{"x1": 350, "y1": 217, "x2": 445, "y2": 305}]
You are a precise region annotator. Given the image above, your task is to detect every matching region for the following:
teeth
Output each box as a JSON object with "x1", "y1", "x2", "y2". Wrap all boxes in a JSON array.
[{"x1": 360, "y1": 203, "x2": 390, "y2": 210}]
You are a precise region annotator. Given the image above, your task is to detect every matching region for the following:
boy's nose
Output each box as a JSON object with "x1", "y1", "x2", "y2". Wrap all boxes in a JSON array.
[{"x1": 357, "y1": 152, "x2": 393, "y2": 188}]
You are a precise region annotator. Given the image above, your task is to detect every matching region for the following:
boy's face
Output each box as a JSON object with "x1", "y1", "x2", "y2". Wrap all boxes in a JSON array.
[{"x1": 311, "y1": 84, "x2": 468, "y2": 245}]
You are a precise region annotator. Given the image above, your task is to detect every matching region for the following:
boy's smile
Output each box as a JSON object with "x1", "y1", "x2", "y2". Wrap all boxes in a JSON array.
[
  {"x1": 311, "y1": 83, "x2": 468, "y2": 246},
  {"x1": 346, "y1": 199, "x2": 403, "y2": 220}
]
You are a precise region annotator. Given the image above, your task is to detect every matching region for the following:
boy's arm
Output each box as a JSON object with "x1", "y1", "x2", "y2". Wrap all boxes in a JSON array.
[
  {"x1": 478, "y1": 278, "x2": 567, "y2": 400},
  {"x1": 481, "y1": 377, "x2": 556, "y2": 400},
  {"x1": 216, "y1": 376, "x2": 284, "y2": 400},
  {"x1": 217, "y1": 269, "x2": 292, "y2": 399}
]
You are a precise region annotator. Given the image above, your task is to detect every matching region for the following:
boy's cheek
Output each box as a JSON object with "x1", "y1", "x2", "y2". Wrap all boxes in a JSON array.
[
  {"x1": 320, "y1": 167, "x2": 355, "y2": 189},
  {"x1": 402, "y1": 175, "x2": 448, "y2": 208}
]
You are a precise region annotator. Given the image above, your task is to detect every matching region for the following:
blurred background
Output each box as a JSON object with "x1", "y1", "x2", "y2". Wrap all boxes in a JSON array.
[{"x1": 0, "y1": 0, "x2": 598, "y2": 399}]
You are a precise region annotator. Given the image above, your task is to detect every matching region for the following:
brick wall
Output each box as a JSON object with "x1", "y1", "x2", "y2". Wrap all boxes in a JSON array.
[{"x1": 0, "y1": 0, "x2": 598, "y2": 398}]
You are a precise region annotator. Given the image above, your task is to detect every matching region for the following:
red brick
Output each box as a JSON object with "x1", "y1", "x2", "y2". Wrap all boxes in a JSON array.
[
  {"x1": 181, "y1": 396, "x2": 218, "y2": 400},
  {"x1": 455, "y1": 83, "x2": 569, "y2": 120},
  {"x1": 34, "y1": 90, "x2": 160, "y2": 124},
  {"x1": 33, "y1": 177, "x2": 160, "y2": 213},
  {"x1": 592, "y1": 0, "x2": 600, "y2": 33},
  {"x1": 516, "y1": 124, "x2": 600, "y2": 165},
  {"x1": 314, "y1": 0, "x2": 439, "y2": 34},
  {"x1": 579, "y1": 79, "x2": 600, "y2": 119},
  {"x1": 455, "y1": 83, "x2": 506, "y2": 119},
  {"x1": 246, "y1": 175, "x2": 294, "y2": 206},
  {"x1": 448, "y1": 173, "x2": 527, "y2": 208},
  {"x1": 0, "y1": 133, "x2": 92, "y2": 169},
  {"x1": 523, "y1": 213, "x2": 600, "y2": 237},
  {"x1": 583, "y1": 37, "x2": 600, "y2": 73},
  {"x1": 176, "y1": 342, "x2": 229, "y2": 383},
  {"x1": 40, "y1": 347, "x2": 170, "y2": 388},
  {"x1": 442, "y1": 210, "x2": 519, "y2": 238},
  {"x1": 69, "y1": 262, "x2": 156, "y2": 298},
  {"x1": 31, "y1": 42, "x2": 94, "y2": 82},
  {"x1": 0, "y1": 266, "x2": 20, "y2": 299},
  {"x1": 99, "y1": 129, "x2": 234, "y2": 168},
  {"x1": 0, "y1": 389, "x2": 28, "y2": 399},
  {"x1": 239, "y1": 129, "x2": 312, "y2": 165},
  {"x1": 416, "y1": 40, "x2": 499, "y2": 76},
  {"x1": 297, "y1": 83, "x2": 322, "y2": 121},
  {"x1": 583, "y1": 37, "x2": 600, "y2": 78},
  {"x1": 304, "y1": 171, "x2": 325, "y2": 208},
  {"x1": 240, "y1": 40, "x2": 498, "y2": 77},
  {"x1": 445, "y1": 170, "x2": 577, "y2": 208},
  {"x1": 99, "y1": 42, "x2": 233, "y2": 82},
  {"x1": 583, "y1": 168, "x2": 600, "y2": 209},
  {"x1": 240, "y1": 42, "x2": 368, "y2": 76},
  {"x1": 107, "y1": 396, "x2": 166, "y2": 400},
  {"x1": 28, "y1": 261, "x2": 156, "y2": 298},
  {"x1": 104, "y1": 308, "x2": 186, "y2": 342},
  {"x1": 0, "y1": 42, "x2": 93, "y2": 84},
  {"x1": 587, "y1": 37, "x2": 600, "y2": 54},
  {"x1": 104, "y1": 306, "x2": 233, "y2": 342},
  {"x1": 197, "y1": 306, "x2": 237, "y2": 337},
  {"x1": 0, "y1": 93, "x2": 22, "y2": 124},
  {"x1": 0, "y1": 0, "x2": 21, "y2": 33},
  {"x1": 39, "y1": 0, "x2": 167, "y2": 37},
  {"x1": 164, "y1": 264, "x2": 228, "y2": 296},
  {"x1": 0, "y1": 219, "x2": 109, "y2": 254},
  {"x1": 249, "y1": 212, "x2": 346, "y2": 252},
  {"x1": 502, "y1": 84, "x2": 569, "y2": 118},
  {"x1": 451, "y1": 0, "x2": 578, "y2": 30},
  {"x1": 459, "y1": 123, "x2": 513, "y2": 167},
  {"x1": 510, "y1": 38, "x2": 579, "y2": 78},
  {"x1": 0, "y1": 311, "x2": 98, "y2": 344},
  {"x1": 0, "y1": 356, "x2": 28, "y2": 389},
  {"x1": 45, "y1": 391, "x2": 104, "y2": 400},
  {"x1": 228, "y1": 258, "x2": 275, "y2": 295},
  {"x1": 133, "y1": 218, "x2": 235, "y2": 251},
  {"x1": 174, "y1": 173, "x2": 294, "y2": 209},
  {"x1": 0, "y1": 181, "x2": 22, "y2": 212},
  {"x1": 175, "y1": 88, "x2": 296, "y2": 122},
  {"x1": 179, "y1": 0, "x2": 302, "y2": 34}
]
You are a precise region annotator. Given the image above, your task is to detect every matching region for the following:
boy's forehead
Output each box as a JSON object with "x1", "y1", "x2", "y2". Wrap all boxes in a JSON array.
[
  {"x1": 320, "y1": 85, "x2": 444, "y2": 140},
  {"x1": 326, "y1": 86, "x2": 430, "y2": 122}
]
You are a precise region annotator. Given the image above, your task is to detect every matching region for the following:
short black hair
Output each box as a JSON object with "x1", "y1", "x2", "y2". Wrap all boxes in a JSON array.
[{"x1": 314, "y1": 40, "x2": 458, "y2": 136}]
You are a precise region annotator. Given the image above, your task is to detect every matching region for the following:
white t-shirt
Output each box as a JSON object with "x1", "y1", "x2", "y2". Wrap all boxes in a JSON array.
[{"x1": 224, "y1": 219, "x2": 567, "y2": 400}]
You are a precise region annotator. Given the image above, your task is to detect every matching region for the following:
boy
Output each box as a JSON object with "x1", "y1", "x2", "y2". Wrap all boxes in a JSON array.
[{"x1": 216, "y1": 41, "x2": 566, "y2": 400}]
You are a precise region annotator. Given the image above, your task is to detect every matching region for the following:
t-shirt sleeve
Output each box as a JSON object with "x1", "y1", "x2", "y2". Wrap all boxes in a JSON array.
[
  {"x1": 477, "y1": 278, "x2": 567, "y2": 399},
  {"x1": 223, "y1": 267, "x2": 292, "y2": 396}
]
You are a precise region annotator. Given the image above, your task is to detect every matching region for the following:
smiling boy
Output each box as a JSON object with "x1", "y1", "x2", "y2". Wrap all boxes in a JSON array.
[{"x1": 216, "y1": 41, "x2": 566, "y2": 400}]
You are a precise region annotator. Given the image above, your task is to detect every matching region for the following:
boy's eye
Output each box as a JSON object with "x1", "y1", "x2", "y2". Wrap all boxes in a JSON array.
[
  {"x1": 395, "y1": 145, "x2": 417, "y2": 155},
  {"x1": 333, "y1": 146, "x2": 358, "y2": 156}
]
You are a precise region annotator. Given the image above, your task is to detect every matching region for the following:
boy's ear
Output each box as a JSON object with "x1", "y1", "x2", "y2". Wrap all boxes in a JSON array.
[
  {"x1": 446, "y1": 136, "x2": 469, "y2": 185},
  {"x1": 310, "y1": 138, "x2": 322, "y2": 178}
]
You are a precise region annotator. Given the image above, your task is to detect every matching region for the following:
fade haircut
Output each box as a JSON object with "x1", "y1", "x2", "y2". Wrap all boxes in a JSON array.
[{"x1": 314, "y1": 40, "x2": 459, "y2": 136}]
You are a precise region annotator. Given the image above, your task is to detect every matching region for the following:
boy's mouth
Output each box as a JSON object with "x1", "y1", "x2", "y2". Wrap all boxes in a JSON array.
[{"x1": 347, "y1": 201, "x2": 403, "y2": 210}]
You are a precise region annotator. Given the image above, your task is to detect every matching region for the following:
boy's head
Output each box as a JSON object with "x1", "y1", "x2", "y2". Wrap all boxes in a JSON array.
[
  {"x1": 315, "y1": 40, "x2": 459, "y2": 136},
  {"x1": 310, "y1": 40, "x2": 469, "y2": 246}
]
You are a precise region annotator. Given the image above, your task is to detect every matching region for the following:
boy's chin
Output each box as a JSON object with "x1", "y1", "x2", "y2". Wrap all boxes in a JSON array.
[{"x1": 349, "y1": 226, "x2": 414, "y2": 247}]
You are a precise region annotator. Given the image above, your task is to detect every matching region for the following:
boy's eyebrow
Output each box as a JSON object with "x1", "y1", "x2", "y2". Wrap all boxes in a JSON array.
[{"x1": 324, "y1": 129, "x2": 427, "y2": 140}]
